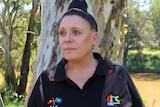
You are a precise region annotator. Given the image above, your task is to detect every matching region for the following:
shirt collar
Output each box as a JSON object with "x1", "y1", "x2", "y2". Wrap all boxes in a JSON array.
[{"x1": 54, "y1": 53, "x2": 113, "y2": 82}]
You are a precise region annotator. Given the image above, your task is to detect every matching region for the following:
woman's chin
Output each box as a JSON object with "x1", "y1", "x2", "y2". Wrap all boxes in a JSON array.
[{"x1": 64, "y1": 55, "x2": 79, "y2": 61}]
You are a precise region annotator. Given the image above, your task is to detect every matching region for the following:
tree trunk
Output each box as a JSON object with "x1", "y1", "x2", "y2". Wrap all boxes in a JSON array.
[
  {"x1": 0, "y1": 94, "x2": 4, "y2": 107},
  {"x1": 25, "y1": 1, "x2": 70, "y2": 106},
  {"x1": 88, "y1": 0, "x2": 126, "y2": 64},
  {"x1": 33, "y1": 0, "x2": 69, "y2": 79},
  {"x1": 0, "y1": 0, "x2": 20, "y2": 90},
  {"x1": 25, "y1": 0, "x2": 126, "y2": 106},
  {"x1": 2, "y1": 33, "x2": 16, "y2": 89},
  {"x1": 16, "y1": 0, "x2": 39, "y2": 95}
]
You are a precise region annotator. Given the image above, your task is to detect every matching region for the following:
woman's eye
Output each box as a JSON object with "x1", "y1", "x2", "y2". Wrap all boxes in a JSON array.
[
  {"x1": 73, "y1": 30, "x2": 81, "y2": 35},
  {"x1": 59, "y1": 31, "x2": 66, "y2": 36}
]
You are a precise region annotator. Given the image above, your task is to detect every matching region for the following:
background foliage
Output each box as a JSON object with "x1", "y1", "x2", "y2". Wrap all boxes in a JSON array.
[
  {"x1": 123, "y1": 51, "x2": 160, "y2": 72},
  {"x1": 123, "y1": 0, "x2": 160, "y2": 72},
  {"x1": 0, "y1": 0, "x2": 40, "y2": 106}
]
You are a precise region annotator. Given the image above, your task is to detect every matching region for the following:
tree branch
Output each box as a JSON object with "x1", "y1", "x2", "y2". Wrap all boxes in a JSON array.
[
  {"x1": 0, "y1": 45, "x2": 5, "y2": 53},
  {"x1": 0, "y1": 17, "x2": 7, "y2": 35},
  {"x1": 10, "y1": 0, "x2": 19, "y2": 25},
  {"x1": 137, "y1": 18, "x2": 147, "y2": 35}
]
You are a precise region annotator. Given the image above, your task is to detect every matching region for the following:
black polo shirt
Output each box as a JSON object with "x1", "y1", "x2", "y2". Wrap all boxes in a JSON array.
[{"x1": 28, "y1": 53, "x2": 144, "y2": 107}]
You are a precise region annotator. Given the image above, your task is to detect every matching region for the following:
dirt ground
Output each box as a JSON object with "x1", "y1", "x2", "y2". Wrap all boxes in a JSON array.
[
  {"x1": 131, "y1": 73, "x2": 160, "y2": 107},
  {"x1": 0, "y1": 73, "x2": 160, "y2": 107}
]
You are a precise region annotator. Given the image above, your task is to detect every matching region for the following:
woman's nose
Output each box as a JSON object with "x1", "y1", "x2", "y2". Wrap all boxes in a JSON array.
[{"x1": 64, "y1": 33, "x2": 73, "y2": 42}]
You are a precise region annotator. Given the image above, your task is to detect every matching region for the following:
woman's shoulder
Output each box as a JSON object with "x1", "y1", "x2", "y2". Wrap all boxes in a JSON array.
[
  {"x1": 40, "y1": 65, "x2": 57, "y2": 80},
  {"x1": 105, "y1": 59, "x2": 129, "y2": 77}
]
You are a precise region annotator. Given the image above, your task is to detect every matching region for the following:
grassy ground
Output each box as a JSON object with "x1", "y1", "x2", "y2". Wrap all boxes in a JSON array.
[
  {"x1": 129, "y1": 48, "x2": 160, "y2": 55},
  {"x1": 5, "y1": 103, "x2": 24, "y2": 107}
]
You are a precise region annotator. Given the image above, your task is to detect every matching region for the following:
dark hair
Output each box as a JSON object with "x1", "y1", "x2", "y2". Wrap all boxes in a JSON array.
[{"x1": 60, "y1": 0, "x2": 98, "y2": 31}]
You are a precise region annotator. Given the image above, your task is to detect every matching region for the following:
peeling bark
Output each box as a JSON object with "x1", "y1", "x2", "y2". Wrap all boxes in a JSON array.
[
  {"x1": 25, "y1": 1, "x2": 70, "y2": 106},
  {"x1": 34, "y1": 0, "x2": 70, "y2": 79},
  {"x1": 88, "y1": 0, "x2": 126, "y2": 63}
]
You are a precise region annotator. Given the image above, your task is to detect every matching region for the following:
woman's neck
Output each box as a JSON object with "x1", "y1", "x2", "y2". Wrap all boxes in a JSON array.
[
  {"x1": 65, "y1": 54, "x2": 97, "y2": 73},
  {"x1": 65, "y1": 54, "x2": 98, "y2": 89}
]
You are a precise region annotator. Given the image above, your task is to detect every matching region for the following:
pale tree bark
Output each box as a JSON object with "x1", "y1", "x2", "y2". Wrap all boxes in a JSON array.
[
  {"x1": 25, "y1": 0, "x2": 126, "y2": 106},
  {"x1": 0, "y1": 0, "x2": 18, "y2": 89},
  {"x1": 88, "y1": 0, "x2": 127, "y2": 63},
  {"x1": 25, "y1": 1, "x2": 70, "y2": 106},
  {"x1": 0, "y1": 94, "x2": 4, "y2": 107},
  {"x1": 33, "y1": 0, "x2": 69, "y2": 79},
  {"x1": 1, "y1": 33, "x2": 15, "y2": 88}
]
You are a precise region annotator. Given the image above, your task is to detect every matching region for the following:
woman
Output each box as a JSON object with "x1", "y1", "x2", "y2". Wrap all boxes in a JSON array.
[{"x1": 28, "y1": 0, "x2": 144, "y2": 107}]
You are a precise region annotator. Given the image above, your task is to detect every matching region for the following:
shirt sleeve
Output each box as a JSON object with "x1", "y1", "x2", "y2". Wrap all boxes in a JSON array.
[
  {"x1": 125, "y1": 70, "x2": 145, "y2": 107},
  {"x1": 27, "y1": 76, "x2": 44, "y2": 107}
]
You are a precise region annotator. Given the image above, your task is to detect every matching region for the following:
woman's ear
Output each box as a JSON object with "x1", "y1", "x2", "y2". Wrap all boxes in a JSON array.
[{"x1": 92, "y1": 31, "x2": 98, "y2": 45}]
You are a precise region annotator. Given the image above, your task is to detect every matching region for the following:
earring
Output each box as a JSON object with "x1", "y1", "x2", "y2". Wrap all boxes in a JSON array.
[{"x1": 92, "y1": 44, "x2": 95, "y2": 49}]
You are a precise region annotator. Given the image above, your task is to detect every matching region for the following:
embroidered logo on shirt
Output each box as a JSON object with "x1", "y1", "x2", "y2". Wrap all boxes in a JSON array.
[
  {"x1": 47, "y1": 97, "x2": 62, "y2": 107},
  {"x1": 106, "y1": 94, "x2": 120, "y2": 106},
  {"x1": 51, "y1": 77, "x2": 55, "y2": 81},
  {"x1": 108, "y1": 69, "x2": 112, "y2": 74}
]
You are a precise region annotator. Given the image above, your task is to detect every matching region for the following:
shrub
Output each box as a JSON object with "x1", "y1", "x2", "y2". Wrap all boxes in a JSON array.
[
  {"x1": 0, "y1": 82, "x2": 25, "y2": 106},
  {"x1": 123, "y1": 53, "x2": 160, "y2": 72}
]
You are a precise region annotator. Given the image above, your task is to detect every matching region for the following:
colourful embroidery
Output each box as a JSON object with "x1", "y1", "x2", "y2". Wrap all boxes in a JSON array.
[
  {"x1": 106, "y1": 94, "x2": 120, "y2": 106},
  {"x1": 47, "y1": 97, "x2": 62, "y2": 107}
]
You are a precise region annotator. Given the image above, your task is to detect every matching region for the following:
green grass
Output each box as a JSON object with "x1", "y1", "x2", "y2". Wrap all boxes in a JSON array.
[
  {"x1": 5, "y1": 104, "x2": 23, "y2": 107},
  {"x1": 4, "y1": 100, "x2": 24, "y2": 107},
  {"x1": 4, "y1": 101, "x2": 24, "y2": 107},
  {"x1": 129, "y1": 48, "x2": 160, "y2": 55}
]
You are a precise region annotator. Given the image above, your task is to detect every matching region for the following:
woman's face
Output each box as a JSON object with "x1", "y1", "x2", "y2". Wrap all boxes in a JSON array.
[{"x1": 58, "y1": 15, "x2": 98, "y2": 61}]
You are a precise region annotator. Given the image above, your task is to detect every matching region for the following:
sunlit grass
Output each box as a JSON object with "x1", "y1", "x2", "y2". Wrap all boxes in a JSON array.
[
  {"x1": 142, "y1": 48, "x2": 160, "y2": 55},
  {"x1": 129, "y1": 48, "x2": 160, "y2": 55},
  {"x1": 5, "y1": 103, "x2": 23, "y2": 107}
]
